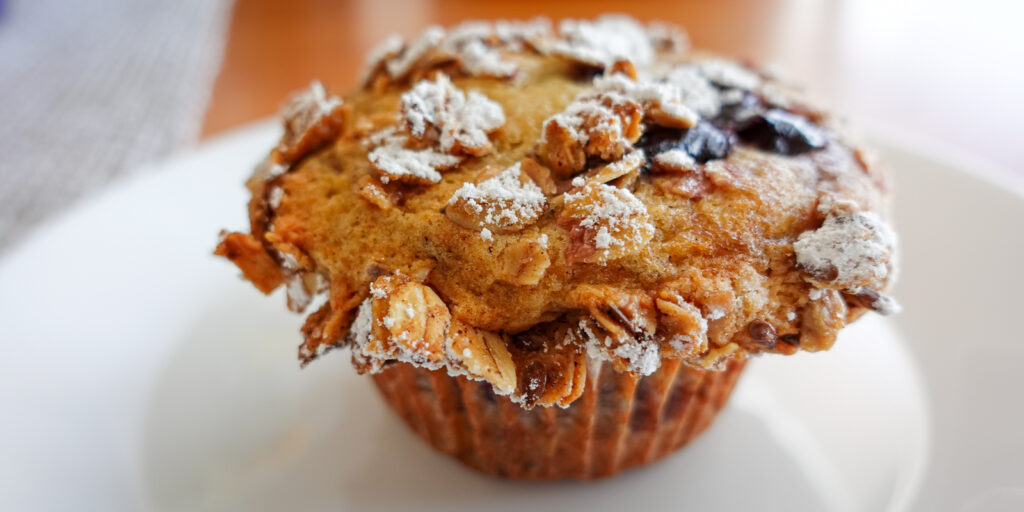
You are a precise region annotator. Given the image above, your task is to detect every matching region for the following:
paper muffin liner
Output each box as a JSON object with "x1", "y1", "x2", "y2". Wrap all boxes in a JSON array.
[{"x1": 371, "y1": 357, "x2": 746, "y2": 479}]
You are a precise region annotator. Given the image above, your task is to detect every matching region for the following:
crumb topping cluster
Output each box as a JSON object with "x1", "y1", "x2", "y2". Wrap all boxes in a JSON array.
[{"x1": 216, "y1": 15, "x2": 899, "y2": 408}]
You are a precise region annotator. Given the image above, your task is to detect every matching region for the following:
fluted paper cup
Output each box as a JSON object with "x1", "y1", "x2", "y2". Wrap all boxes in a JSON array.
[{"x1": 371, "y1": 357, "x2": 746, "y2": 479}]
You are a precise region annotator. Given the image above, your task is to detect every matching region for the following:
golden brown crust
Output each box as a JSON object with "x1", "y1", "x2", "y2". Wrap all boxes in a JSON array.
[{"x1": 216, "y1": 16, "x2": 899, "y2": 407}]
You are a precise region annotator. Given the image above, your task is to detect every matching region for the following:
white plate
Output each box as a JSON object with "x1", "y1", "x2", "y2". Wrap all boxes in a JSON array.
[{"x1": 1, "y1": 122, "x2": 1021, "y2": 511}]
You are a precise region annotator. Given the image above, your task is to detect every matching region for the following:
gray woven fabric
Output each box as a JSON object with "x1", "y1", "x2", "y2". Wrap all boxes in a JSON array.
[{"x1": 0, "y1": 0, "x2": 233, "y2": 252}]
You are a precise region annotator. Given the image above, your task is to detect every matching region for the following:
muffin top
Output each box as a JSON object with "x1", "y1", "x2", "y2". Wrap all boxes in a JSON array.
[{"x1": 216, "y1": 15, "x2": 899, "y2": 408}]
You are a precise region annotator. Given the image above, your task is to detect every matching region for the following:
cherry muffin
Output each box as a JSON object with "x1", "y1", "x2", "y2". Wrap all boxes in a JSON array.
[{"x1": 216, "y1": 15, "x2": 899, "y2": 479}]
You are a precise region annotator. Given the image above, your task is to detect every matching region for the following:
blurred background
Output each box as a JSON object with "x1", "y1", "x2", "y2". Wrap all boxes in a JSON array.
[{"x1": 0, "y1": 0, "x2": 1021, "y2": 252}]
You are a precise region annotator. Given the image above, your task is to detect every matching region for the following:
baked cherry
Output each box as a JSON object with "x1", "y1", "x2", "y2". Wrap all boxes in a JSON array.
[
  {"x1": 636, "y1": 123, "x2": 734, "y2": 166},
  {"x1": 737, "y1": 108, "x2": 827, "y2": 155}
]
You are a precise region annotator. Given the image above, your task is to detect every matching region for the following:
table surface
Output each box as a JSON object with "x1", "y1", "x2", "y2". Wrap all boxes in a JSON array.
[{"x1": 202, "y1": 0, "x2": 1024, "y2": 179}]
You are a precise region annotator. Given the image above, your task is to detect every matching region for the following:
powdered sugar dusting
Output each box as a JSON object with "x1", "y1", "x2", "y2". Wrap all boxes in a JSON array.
[
  {"x1": 400, "y1": 74, "x2": 505, "y2": 154},
  {"x1": 563, "y1": 181, "x2": 655, "y2": 260},
  {"x1": 663, "y1": 66, "x2": 722, "y2": 117},
  {"x1": 458, "y1": 39, "x2": 518, "y2": 77},
  {"x1": 265, "y1": 161, "x2": 288, "y2": 180},
  {"x1": 494, "y1": 17, "x2": 552, "y2": 49},
  {"x1": 367, "y1": 144, "x2": 461, "y2": 184},
  {"x1": 565, "y1": 183, "x2": 649, "y2": 234},
  {"x1": 579, "y1": 319, "x2": 660, "y2": 376},
  {"x1": 386, "y1": 26, "x2": 445, "y2": 79},
  {"x1": 360, "y1": 34, "x2": 404, "y2": 84},
  {"x1": 363, "y1": 19, "x2": 554, "y2": 84},
  {"x1": 277, "y1": 81, "x2": 344, "y2": 163},
  {"x1": 653, "y1": 149, "x2": 697, "y2": 171},
  {"x1": 347, "y1": 299, "x2": 378, "y2": 368},
  {"x1": 695, "y1": 58, "x2": 761, "y2": 90},
  {"x1": 285, "y1": 275, "x2": 313, "y2": 312},
  {"x1": 448, "y1": 162, "x2": 547, "y2": 229},
  {"x1": 283, "y1": 81, "x2": 342, "y2": 121},
  {"x1": 267, "y1": 186, "x2": 285, "y2": 209},
  {"x1": 593, "y1": 73, "x2": 698, "y2": 127},
  {"x1": 544, "y1": 99, "x2": 627, "y2": 146},
  {"x1": 794, "y1": 210, "x2": 896, "y2": 288},
  {"x1": 552, "y1": 15, "x2": 654, "y2": 68}
]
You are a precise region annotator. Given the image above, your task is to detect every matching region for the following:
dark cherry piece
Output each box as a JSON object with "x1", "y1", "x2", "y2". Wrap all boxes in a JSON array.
[
  {"x1": 713, "y1": 91, "x2": 762, "y2": 131},
  {"x1": 681, "y1": 122, "x2": 734, "y2": 163},
  {"x1": 636, "y1": 123, "x2": 733, "y2": 166},
  {"x1": 737, "y1": 108, "x2": 828, "y2": 155}
]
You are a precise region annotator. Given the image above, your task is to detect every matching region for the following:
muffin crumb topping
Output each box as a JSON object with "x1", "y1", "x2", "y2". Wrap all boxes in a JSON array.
[
  {"x1": 446, "y1": 162, "x2": 547, "y2": 232},
  {"x1": 560, "y1": 179, "x2": 655, "y2": 263},
  {"x1": 795, "y1": 206, "x2": 896, "y2": 289},
  {"x1": 368, "y1": 143, "x2": 461, "y2": 184},
  {"x1": 552, "y1": 15, "x2": 655, "y2": 69},
  {"x1": 399, "y1": 74, "x2": 506, "y2": 156},
  {"x1": 274, "y1": 81, "x2": 345, "y2": 165}
]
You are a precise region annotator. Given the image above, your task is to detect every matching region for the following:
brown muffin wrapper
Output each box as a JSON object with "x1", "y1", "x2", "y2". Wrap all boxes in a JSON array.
[{"x1": 371, "y1": 357, "x2": 746, "y2": 480}]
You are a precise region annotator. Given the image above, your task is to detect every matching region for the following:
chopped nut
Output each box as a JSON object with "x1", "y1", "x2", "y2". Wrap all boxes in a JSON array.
[
  {"x1": 445, "y1": 162, "x2": 547, "y2": 233},
  {"x1": 578, "y1": 316, "x2": 661, "y2": 377},
  {"x1": 214, "y1": 231, "x2": 284, "y2": 294},
  {"x1": 355, "y1": 174, "x2": 400, "y2": 209},
  {"x1": 274, "y1": 81, "x2": 346, "y2": 164},
  {"x1": 360, "y1": 20, "x2": 549, "y2": 88},
  {"x1": 363, "y1": 276, "x2": 451, "y2": 369},
  {"x1": 570, "y1": 286, "x2": 661, "y2": 376},
  {"x1": 578, "y1": 150, "x2": 646, "y2": 185},
  {"x1": 519, "y1": 157, "x2": 558, "y2": 196},
  {"x1": 571, "y1": 285, "x2": 657, "y2": 340},
  {"x1": 538, "y1": 118, "x2": 586, "y2": 175},
  {"x1": 497, "y1": 237, "x2": 551, "y2": 285},
  {"x1": 654, "y1": 290, "x2": 709, "y2": 358},
  {"x1": 368, "y1": 143, "x2": 462, "y2": 185},
  {"x1": 794, "y1": 208, "x2": 897, "y2": 289},
  {"x1": 592, "y1": 73, "x2": 699, "y2": 129},
  {"x1": 399, "y1": 74, "x2": 505, "y2": 156},
  {"x1": 384, "y1": 26, "x2": 446, "y2": 80},
  {"x1": 538, "y1": 93, "x2": 643, "y2": 176},
  {"x1": 446, "y1": 320, "x2": 517, "y2": 394},
  {"x1": 559, "y1": 181, "x2": 655, "y2": 263},
  {"x1": 551, "y1": 15, "x2": 654, "y2": 69},
  {"x1": 560, "y1": 350, "x2": 588, "y2": 407}
]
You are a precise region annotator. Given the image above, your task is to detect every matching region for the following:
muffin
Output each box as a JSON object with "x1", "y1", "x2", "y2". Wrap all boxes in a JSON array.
[{"x1": 215, "y1": 15, "x2": 899, "y2": 479}]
